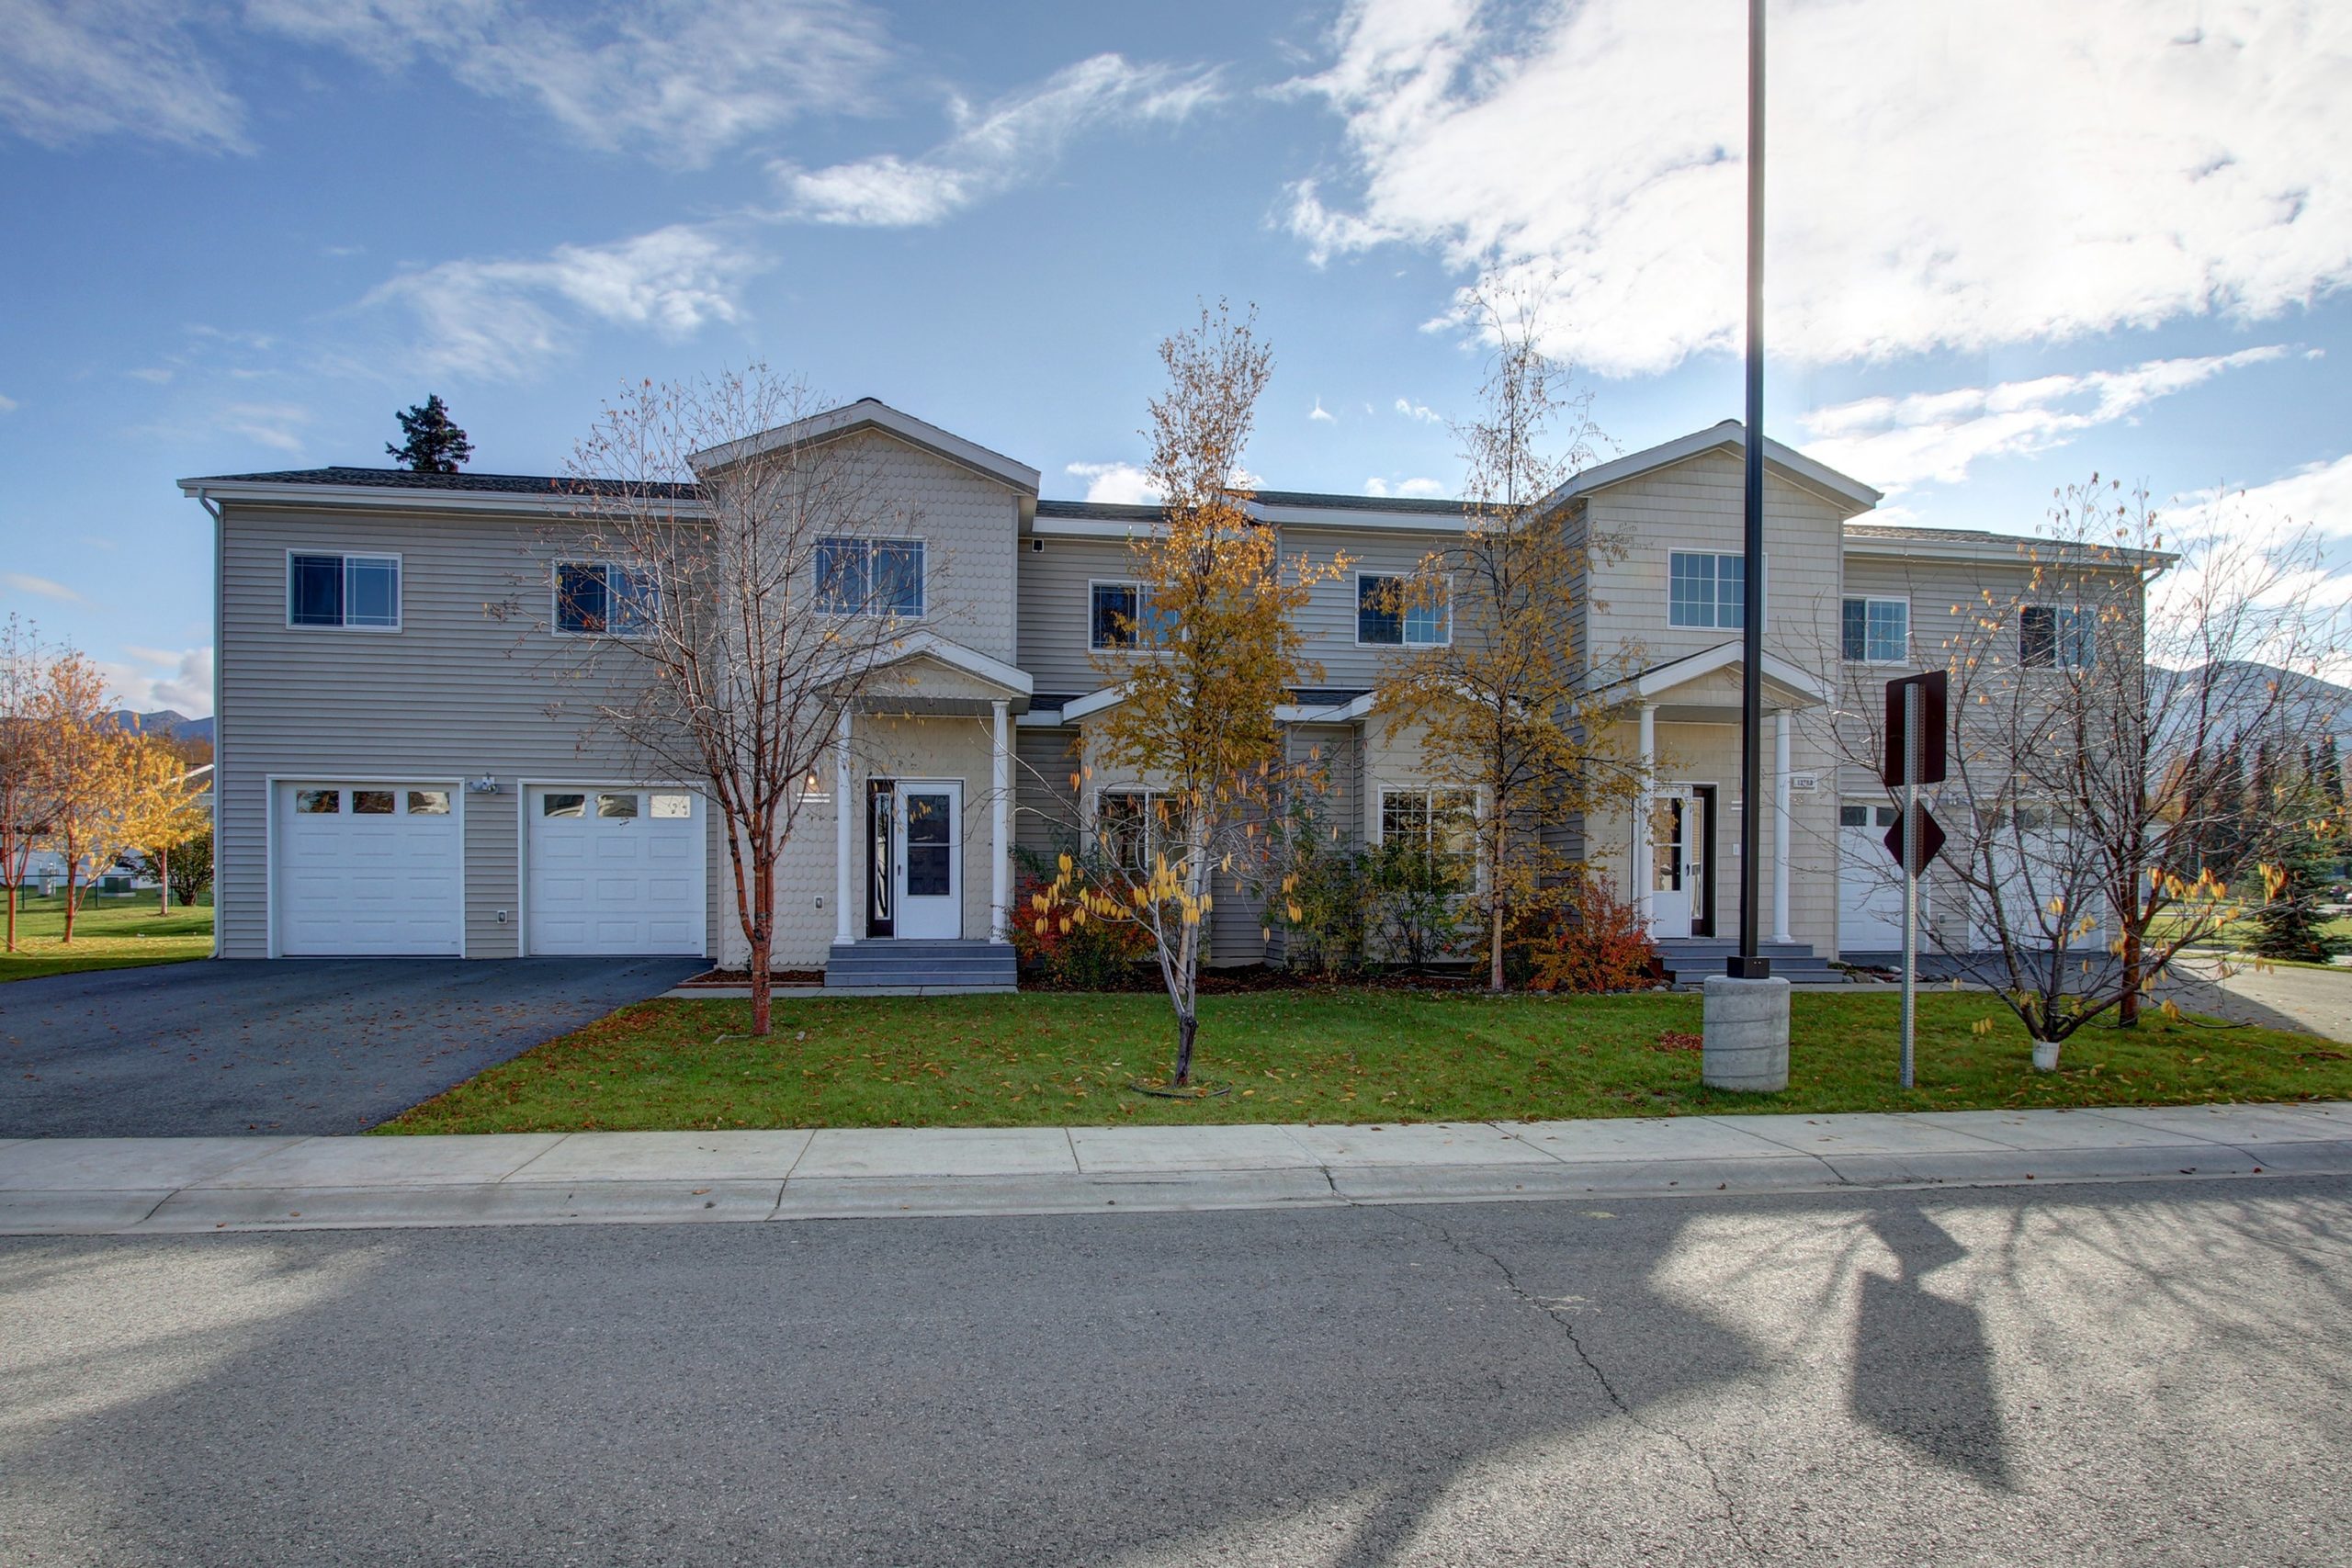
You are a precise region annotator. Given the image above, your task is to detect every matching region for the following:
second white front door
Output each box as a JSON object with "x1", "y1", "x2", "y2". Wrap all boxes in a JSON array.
[
  {"x1": 1649, "y1": 787, "x2": 1697, "y2": 940},
  {"x1": 893, "y1": 781, "x2": 963, "y2": 940}
]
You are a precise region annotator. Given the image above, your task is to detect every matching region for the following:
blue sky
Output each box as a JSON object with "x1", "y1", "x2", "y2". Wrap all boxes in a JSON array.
[{"x1": 2, "y1": 0, "x2": 2347, "y2": 716}]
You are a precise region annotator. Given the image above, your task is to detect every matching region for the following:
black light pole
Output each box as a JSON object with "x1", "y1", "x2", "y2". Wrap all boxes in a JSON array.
[{"x1": 1730, "y1": 0, "x2": 1769, "y2": 981}]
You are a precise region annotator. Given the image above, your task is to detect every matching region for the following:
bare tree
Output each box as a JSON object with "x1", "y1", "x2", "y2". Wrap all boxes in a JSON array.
[
  {"x1": 547, "y1": 369, "x2": 926, "y2": 1035},
  {"x1": 1372, "y1": 282, "x2": 1645, "y2": 989},
  {"x1": 1859, "y1": 477, "x2": 2351, "y2": 1065}
]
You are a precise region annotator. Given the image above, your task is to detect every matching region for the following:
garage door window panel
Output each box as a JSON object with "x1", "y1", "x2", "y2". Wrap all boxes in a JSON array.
[
  {"x1": 353, "y1": 789, "x2": 395, "y2": 815},
  {"x1": 542, "y1": 793, "x2": 586, "y2": 818},
  {"x1": 408, "y1": 789, "x2": 450, "y2": 815},
  {"x1": 296, "y1": 789, "x2": 340, "y2": 814},
  {"x1": 597, "y1": 793, "x2": 639, "y2": 818}
]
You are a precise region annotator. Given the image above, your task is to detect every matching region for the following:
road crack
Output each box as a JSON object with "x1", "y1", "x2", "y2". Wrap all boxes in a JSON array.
[{"x1": 1402, "y1": 1210, "x2": 1765, "y2": 1563}]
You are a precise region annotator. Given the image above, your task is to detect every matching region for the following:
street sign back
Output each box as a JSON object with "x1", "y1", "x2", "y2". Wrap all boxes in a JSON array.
[
  {"x1": 1882, "y1": 670, "x2": 1948, "y2": 788},
  {"x1": 1883, "y1": 802, "x2": 1945, "y2": 876}
]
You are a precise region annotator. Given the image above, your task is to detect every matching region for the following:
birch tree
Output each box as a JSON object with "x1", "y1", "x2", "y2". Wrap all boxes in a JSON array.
[
  {"x1": 1047, "y1": 301, "x2": 1346, "y2": 1089},
  {"x1": 1372, "y1": 285, "x2": 1644, "y2": 989},
  {"x1": 547, "y1": 368, "x2": 922, "y2": 1036}
]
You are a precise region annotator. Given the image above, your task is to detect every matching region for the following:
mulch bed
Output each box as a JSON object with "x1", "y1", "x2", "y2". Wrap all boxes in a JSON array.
[{"x1": 1021, "y1": 963, "x2": 1492, "y2": 995}]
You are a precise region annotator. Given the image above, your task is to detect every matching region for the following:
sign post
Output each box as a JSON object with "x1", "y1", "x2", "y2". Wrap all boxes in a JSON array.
[{"x1": 1882, "y1": 671, "x2": 1949, "y2": 1089}]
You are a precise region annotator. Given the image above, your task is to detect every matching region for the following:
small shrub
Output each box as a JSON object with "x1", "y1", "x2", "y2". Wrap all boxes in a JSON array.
[
  {"x1": 1523, "y1": 871, "x2": 1658, "y2": 994},
  {"x1": 1367, "y1": 835, "x2": 1474, "y2": 971},
  {"x1": 1009, "y1": 868, "x2": 1156, "y2": 990},
  {"x1": 1257, "y1": 795, "x2": 1373, "y2": 975}
]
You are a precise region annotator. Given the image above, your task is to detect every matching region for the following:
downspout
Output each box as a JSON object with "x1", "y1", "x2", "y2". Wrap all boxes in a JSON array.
[{"x1": 198, "y1": 488, "x2": 223, "y2": 959}]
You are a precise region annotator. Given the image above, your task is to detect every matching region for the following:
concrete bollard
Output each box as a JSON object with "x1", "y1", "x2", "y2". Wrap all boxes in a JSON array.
[{"x1": 1702, "y1": 975, "x2": 1791, "y2": 1092}]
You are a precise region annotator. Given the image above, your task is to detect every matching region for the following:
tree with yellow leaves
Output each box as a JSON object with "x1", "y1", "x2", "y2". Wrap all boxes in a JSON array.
[
  {"x1": 29, "y1": 649, "x2": 127, "y2": 943},
  {"x1": 1371, "y1": 284, "x2": 1645, "y2": 990},
  {"x1": 1058, "y1": 300, "x2": 1347, "y2": 1089}
]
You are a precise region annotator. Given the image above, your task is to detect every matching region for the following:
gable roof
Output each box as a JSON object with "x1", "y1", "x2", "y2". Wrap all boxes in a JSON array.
[
  {"x1": 1544, "y1": 420, "x2": 1882, "y2": 516},
  {"x1": 694, "y1": 397, "x2": 1040, "y2": 495}
]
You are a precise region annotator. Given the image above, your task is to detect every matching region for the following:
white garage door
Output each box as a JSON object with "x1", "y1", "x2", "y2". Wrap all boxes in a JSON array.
[
  {"x1": 1838, "y1": 802, "x2": 1905, "y2": 950},
  {"x1": 277, "y1": 783, "x2": 463, "y2": 956},
  {"x1": 526, "y1": 786, "x2": 706, "y2": 955}
]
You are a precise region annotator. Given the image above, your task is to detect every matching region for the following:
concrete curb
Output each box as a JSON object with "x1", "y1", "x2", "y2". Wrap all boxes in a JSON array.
[{"x1": 3, "y1": 1108, "x2": 2346, "y2": 1235}]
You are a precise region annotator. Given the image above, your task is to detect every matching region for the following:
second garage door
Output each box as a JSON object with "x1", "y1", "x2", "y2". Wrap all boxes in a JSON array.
[{"x1": 526, "y1": 786, "x2": 706, "y2": 955}]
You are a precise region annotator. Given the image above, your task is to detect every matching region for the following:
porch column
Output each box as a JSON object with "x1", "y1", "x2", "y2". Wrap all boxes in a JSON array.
[
  {"x1": 989, "y1": 699, "x2": 1012, "y2": 942},
  {"x1": 832, "y1": 707, "x2": 854, "y2": 945},
  {"x1": 1772, "y1": 710, "x2": 1793, "y2": 944},
  {"x1": 1634, "y1": 703, "x2": 1657, "y2": 929}
]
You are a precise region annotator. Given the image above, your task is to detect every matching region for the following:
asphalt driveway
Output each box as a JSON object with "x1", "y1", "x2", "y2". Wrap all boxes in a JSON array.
[{"x1": 0, "y1": 957, "x2": 704, "y2": 1138}]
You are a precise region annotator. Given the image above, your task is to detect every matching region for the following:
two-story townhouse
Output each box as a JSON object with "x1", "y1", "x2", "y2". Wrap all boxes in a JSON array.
[{"x1": 180, "y1": 397, "x2": 2134, "y2": 987}]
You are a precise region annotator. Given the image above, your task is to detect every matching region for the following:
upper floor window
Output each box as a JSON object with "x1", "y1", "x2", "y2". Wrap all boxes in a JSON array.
[
  {"x1": 816, "y1": 536, "x2": 924, "y2": 617},
  {"x1": 555, "y1": 561, "x2": 656, "y2": 637},
  {"x1": 1668, "y1": 551, "x2": 1744, "y2": 629},
  {"x1": 2020, "y1": 604, "x2": 2095, "y2": 670},
  {"x1": 1090, "y1": 581, "x2": 1172, "y2": 650},
  {"x1": 1841, "y1": 596, "x2": 1908, "y2": 664},
  {"x1": 1356, "y1": 572, "x2": 1450, "y2": 646},
  {"x1": 288, "y1": 551, "x2": 400, "y2": 629}
]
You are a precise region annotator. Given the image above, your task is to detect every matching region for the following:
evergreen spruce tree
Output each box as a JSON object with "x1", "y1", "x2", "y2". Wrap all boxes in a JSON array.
[
  {"x1": 2251, "y1": 820, "x2": 2344, "y2": 962},
  {"x1": 387, "y1": 395, "x2": 474, "y2": 473},
  {"x1": 2322, "y1": 733, "x2": 2346, "y2": 808}
]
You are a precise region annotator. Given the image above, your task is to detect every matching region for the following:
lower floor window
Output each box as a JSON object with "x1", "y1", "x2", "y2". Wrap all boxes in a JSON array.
[
  {"x1": 1378, "y1": 788, "x2": 1477, "y2": 869},
  {"x1": 1096, "y1": 790, "x2": 1166, "y2": 875}
]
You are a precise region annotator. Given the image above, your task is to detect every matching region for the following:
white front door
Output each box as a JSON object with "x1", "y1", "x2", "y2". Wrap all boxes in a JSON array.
[
  {"x1": 893, "y1": 781, "x2": 963, "y2": 940},
  {"x1": 1838, "y1": 801, "x2": 1905, "y2": 949},
  {"x1": 277, "y1": 782, "x2": 462, "y2": 956},
  {"x1": 526, "y1": 785, "x2": 706, "y2": 955},
  {"x1": 1649, "y1": 787, "x2": 1696, "y2": 940}
]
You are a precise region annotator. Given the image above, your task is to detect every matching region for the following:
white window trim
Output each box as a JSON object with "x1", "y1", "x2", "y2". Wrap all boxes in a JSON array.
[
  {"x1": 1089, "y1": 784, "x2": 1164, "y2": 872},
  {"x1": 1087, "y1": 578, "x2": 1153, "y2": 653},
  {"x1": 550, "y1": 558, "x2": 656, "y2": 639},
  {"x1": 284, "y1": 548, "x2": 403, "y2": 633},
  {"x1": 1372, "y1": 784, "x2": 1487, "y2": 889},
  {"x1": 1842, "y1": 594, "x2": 1910, "y2": 666},
  {"x1": 1667, "y1": 549, "x2": 1748, "y2": 631},
  {"x1": 1352, "y1": 570, "x2": 1453, "y2": 649},
  {"x1": 2019, "y1": 602, "x2": 2097, "y2": 670},
  {"x1": 815, "y1": 536, "x2": 928, "y2": 619}
]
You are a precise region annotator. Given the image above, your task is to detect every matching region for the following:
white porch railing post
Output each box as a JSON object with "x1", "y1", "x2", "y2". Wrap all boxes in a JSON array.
[
  {"x1": 1773, "y1": 708, "x2": 1793, "y2": 944},
  {"x1": 1635, "y1": 703, "x2": 1657, "y2": 930},
  {"x1": 832, "y1": 707, "x2": 854, "y2": 945},
  {"x1": 989, "y1": 699, "x2": 1012, "y2": 943}
]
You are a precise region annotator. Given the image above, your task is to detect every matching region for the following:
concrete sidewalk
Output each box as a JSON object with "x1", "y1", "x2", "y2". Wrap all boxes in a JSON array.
[{"x1": 3, "y1": 1101, "x2": 2347, "y2": 1236}]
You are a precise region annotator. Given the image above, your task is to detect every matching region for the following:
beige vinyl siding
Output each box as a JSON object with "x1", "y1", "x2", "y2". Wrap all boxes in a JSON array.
[
  {"x1": 1283, "y1": 528, "x2": 1454, "y2": 689},
  {"x1": 1015, "y1": 536, "x2": 1148, "y2": 696},
  {"x1": 841, "y1": 432, "x2": 1024, "y2": 665},
  {"x1": 216, "y1": 502, "x2": 721, "y2": 959}
]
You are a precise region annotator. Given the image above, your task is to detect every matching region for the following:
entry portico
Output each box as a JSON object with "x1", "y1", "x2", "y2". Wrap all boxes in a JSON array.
[
  {"x1": 824, "y1": 632, "x2": 1029, "y2": 989},
  {"x1": 1608, "y1": 640, "x2": 1833, "y2": 951}
]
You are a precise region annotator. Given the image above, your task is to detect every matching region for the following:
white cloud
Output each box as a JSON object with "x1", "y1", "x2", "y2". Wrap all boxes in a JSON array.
[
  {"x1": 363, "y1": 223, "x2": 762, "y2": 380},
  {"x1": 776, "y1": 53, "x2": 1220, "y2": 226},
  {"x1": 3, "y1": 572, "x2": 85, "y2": 604},
  {"x1": 246, "y1": 0, "x2": 892, "y2": 167},
  {"x1": 102, "y1": 646, "x2": 213, "y2": 717},
  {"x1": 1394, "y1": 397, "x2": 1440, "y2": 423},
  {"x1": 1799, "y1": 347, "x2": 2290, "y2": 493},
  {"x1": 1309, "y1": 398, "x2": 1336, "y2": 423},
  {"x1": 1064, "y1": 461, "x2": 1160, "y2": 505},
  {"x1": 0, "y1": 393, "x2": 17, "y2": 412},
  {"x1": 1365, "y1": 476, "x2": 1445, "y2": 498},
  {"x1": 127, "y1": 367, "x2": 173, "y2": 385},
  {"x1": 1289, "y1": 0, "x2": 2352, "y2": 375},
  {"x1": 0, "y1": 0, "x2": 247, "y2": 152},
  {"x1": 217, "y1": 402, "x2": 314, "y2": 454},
  {"x1": 2209, "y1": 454, "x2": 2352, "y2": 543}
]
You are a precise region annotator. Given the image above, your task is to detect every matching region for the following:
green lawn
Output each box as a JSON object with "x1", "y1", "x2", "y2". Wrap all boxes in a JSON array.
[
  {"x1": 379, "y1": 988, "x2": 2352, "y2": 1134},
  {"x1": 0, "y1": 893, "x2": 214, "y2": 982}
]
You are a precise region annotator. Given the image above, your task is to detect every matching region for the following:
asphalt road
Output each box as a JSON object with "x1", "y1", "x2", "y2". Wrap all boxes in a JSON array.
[
  {"x1": 0, "y1": 957, "x2": 704, "y2": 1138},
  {"x1": 4, "y1": 1176, "x2": 2348, "y2": 1565}
]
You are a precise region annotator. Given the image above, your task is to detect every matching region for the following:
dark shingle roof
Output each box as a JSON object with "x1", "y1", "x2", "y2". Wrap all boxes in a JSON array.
[
  {"x1": 187, "y1": 466, "x2": 695, "y2": 499},
  {"x1": 1035, "y1": 490, "x2": 1465, "y2": 521}
]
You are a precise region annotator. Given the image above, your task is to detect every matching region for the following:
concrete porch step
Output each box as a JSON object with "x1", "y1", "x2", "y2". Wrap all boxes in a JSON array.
[
  {"x1": 825, "y1": 940, "x2": 1019, "y2": 995},
  {"x1": 1655, "y1": 939, "x2": 1844, "y2": 988}
]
